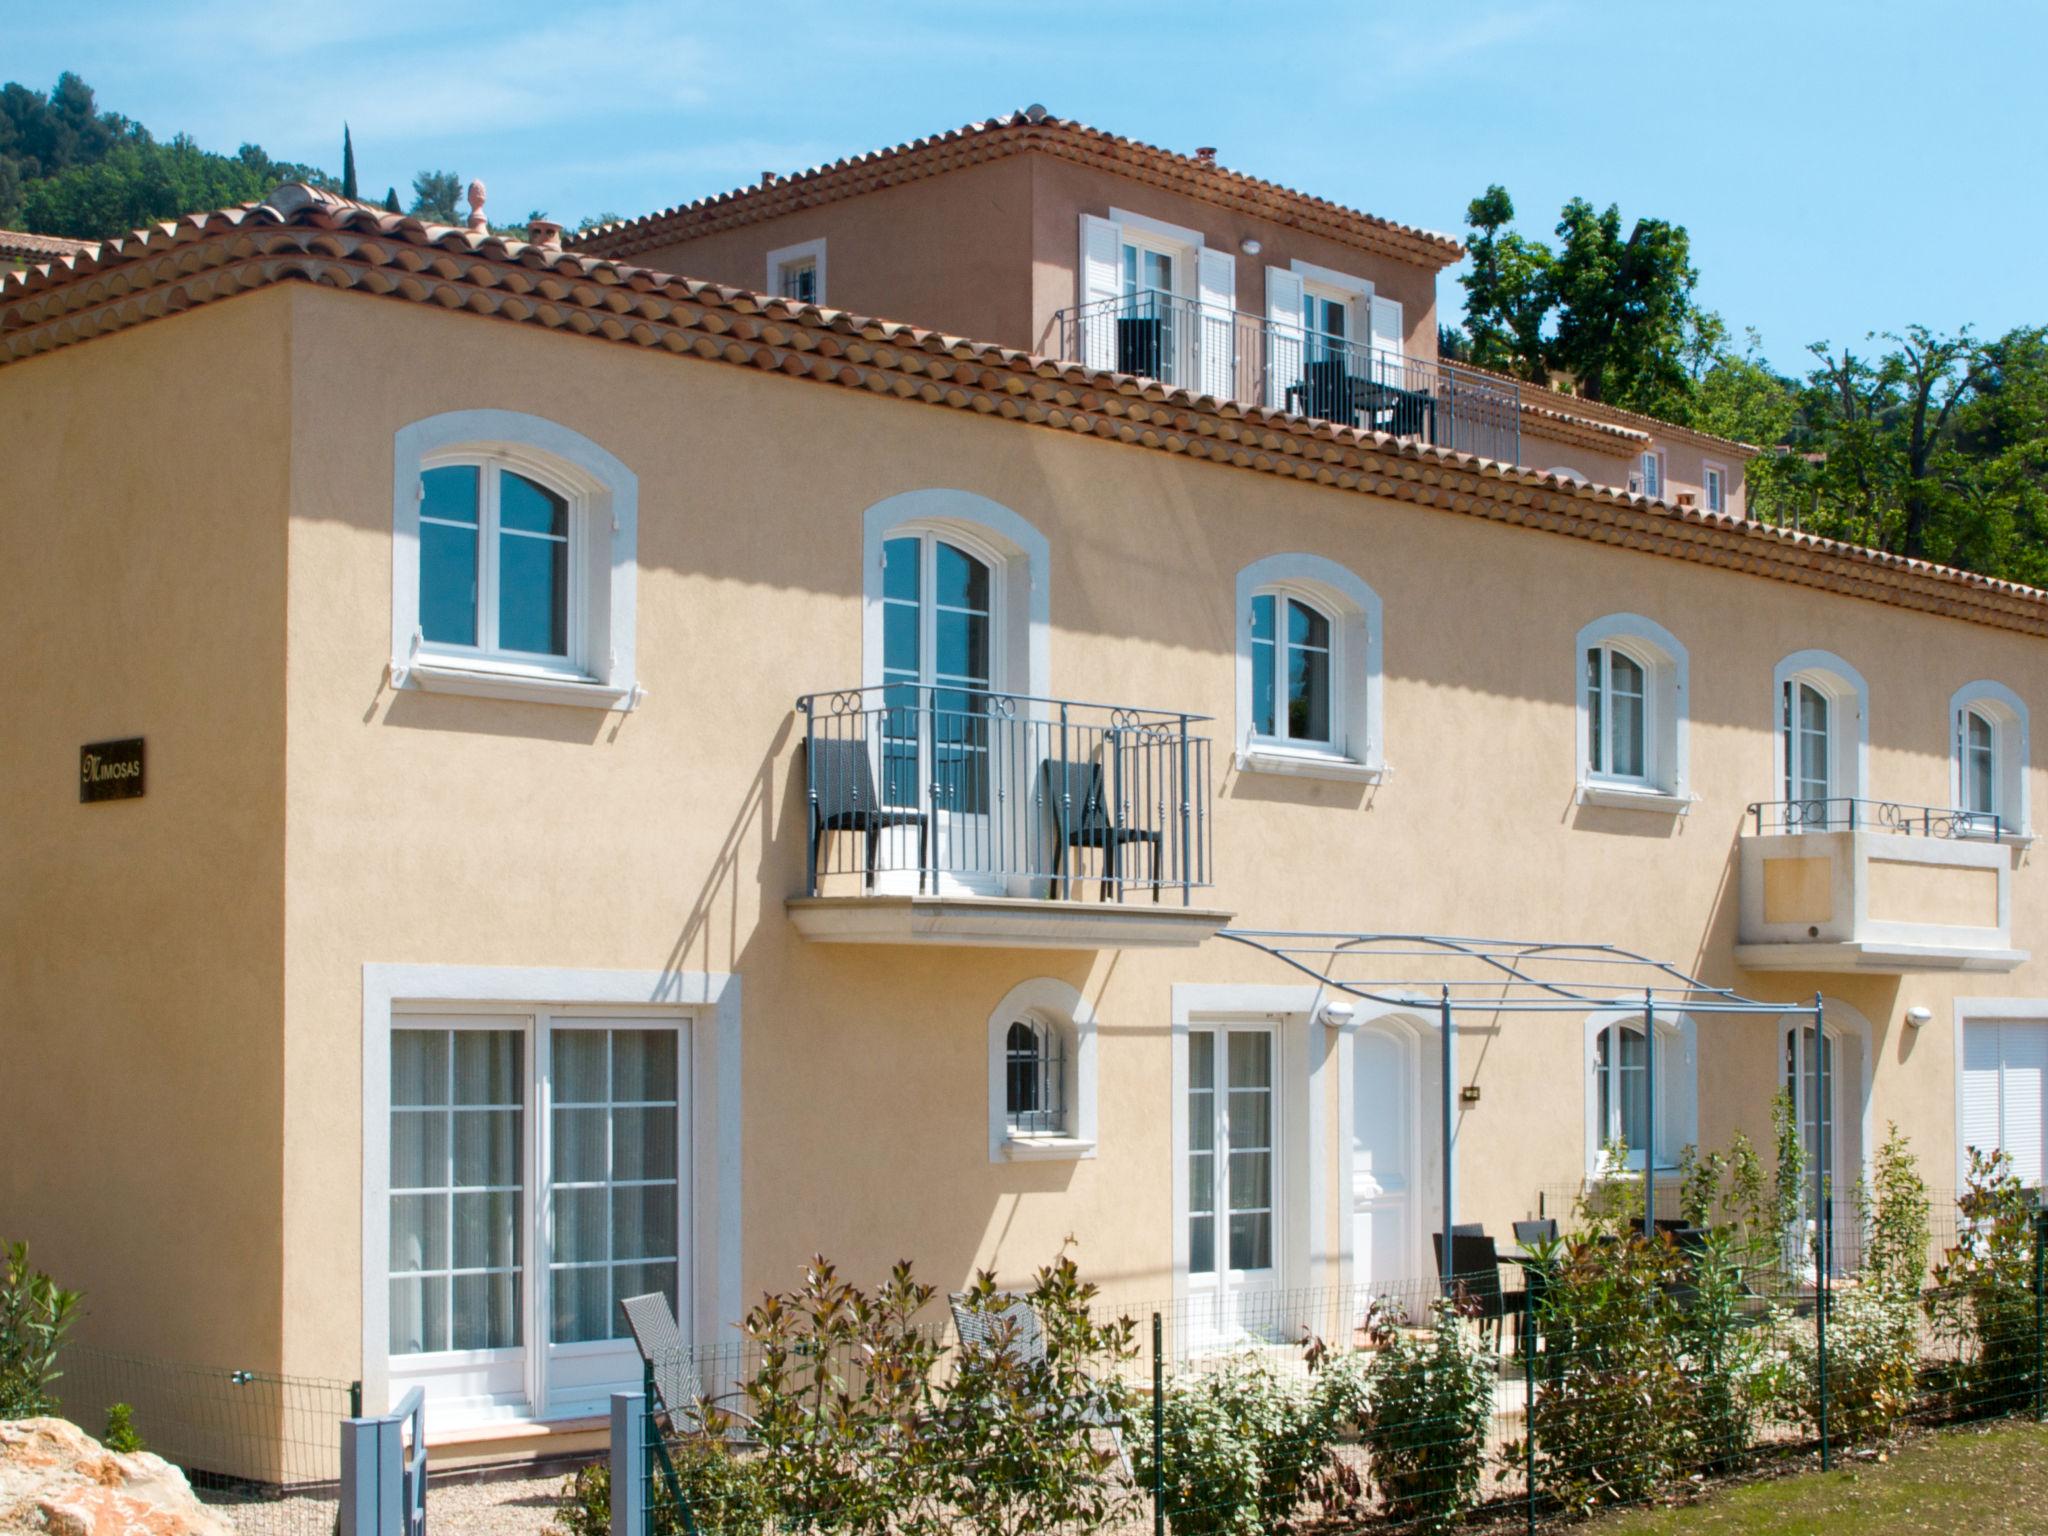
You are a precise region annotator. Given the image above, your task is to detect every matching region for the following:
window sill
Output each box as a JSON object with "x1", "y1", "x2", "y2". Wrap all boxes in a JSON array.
[
  {"x1": 395, "y1": 657, "x2": 641, "y2": 711},
  {"x1": 1236, "y1": 747, "x2": 1387, "y2": 785},
  {"x1": 1003, "y1": 1134, "x2": 1096, "y2": 1162},
  {"x1": 1575, "y1": 782, "x2": 1696, "y2": 815}
]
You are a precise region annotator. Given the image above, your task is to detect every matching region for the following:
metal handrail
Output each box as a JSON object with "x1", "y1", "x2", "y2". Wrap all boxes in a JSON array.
[
  {"x1": 1746, "y1": 796, "x2": 2005, "y2": 840},
  {"x1": 798, "y1": 684, "x2": 1212, "y2": 724}
]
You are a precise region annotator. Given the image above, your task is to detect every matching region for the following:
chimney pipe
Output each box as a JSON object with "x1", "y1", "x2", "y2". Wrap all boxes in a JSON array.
[
  {"x1": 527, "y1": 219, "x2": 563, "y2": 250},
  {"x1": 1194, "y1": 147, "x2": 1217, "y2": 168}
]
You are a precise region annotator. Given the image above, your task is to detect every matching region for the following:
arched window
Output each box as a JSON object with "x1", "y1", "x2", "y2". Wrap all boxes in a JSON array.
[
  {"x1": 986, "y1": 979, "x2": 1097, "y2": 1161},
  {"x1": 1575, "y1": 615, "x2": 1690, "y2": 810},
  {"x1": 1950, "y1": 681, "x2": 2030, "y2": 838},
  {"x1": 1234, "y1": 554, "x2": 1384, "y2": 782},
  {"x1": 1771, "y1": 651, "x2": 1869, "y2": 830},
  {"x1": 1584, "y1": 1012, "x2": 1697, "y2": 1173},
  {"x1": 392, "y1": 411, "x2": 639, "y2": 709}
]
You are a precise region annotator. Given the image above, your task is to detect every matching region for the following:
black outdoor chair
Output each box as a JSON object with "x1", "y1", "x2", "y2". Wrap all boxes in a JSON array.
[
  {"x1": 619, "y1": 1291, "x2": 756, "y2": 1437},
  {"x1": 1042, "y1": 758, "x2": 1163, "y2": 902},
  {"x1": 1512, "y1": 1218, "x2": 1559, "y2": 1248},
  {"x1": 1296, "y1": 358, "x2": 1362, "y2": 423},
  {"x1": 1116, "y1": 315, "x2": 1166, "y2": 378},
  {"x1": 806, "y1": 737, "x2": 929, "y2": 893},
  {"x1": 1431, "y1": 1232, "x2": 1525, "y2": 1352}
]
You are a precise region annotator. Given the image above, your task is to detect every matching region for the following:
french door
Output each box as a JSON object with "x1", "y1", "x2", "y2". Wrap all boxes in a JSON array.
[
  {"x1": 1783, "y1": 680, "x2": 1833, "y2": 827},
  {"x1": 1188, "y1": 1026, "x2": 1278, "y2": 1340},
  {"x1": 880, "y1": 532, "x2": 997, "y2": 891},
  {"x1": 1782, "y1": 1024, "x2": 1841, "y2": 1272}
]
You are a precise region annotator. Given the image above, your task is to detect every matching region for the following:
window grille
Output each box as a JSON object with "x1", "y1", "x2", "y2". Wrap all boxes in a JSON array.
[{"x1": 1004, "y1": 1019, "x2": 1067, "y2": 1136}]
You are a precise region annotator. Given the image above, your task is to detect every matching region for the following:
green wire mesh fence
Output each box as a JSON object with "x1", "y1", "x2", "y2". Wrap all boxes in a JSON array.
[
  {"x1": 50, "y1": 1345, "x2": 358, "y2": 1536},
  {"x1": 610, "y1": 1213, "x2": 2048, "y2": 1536}
]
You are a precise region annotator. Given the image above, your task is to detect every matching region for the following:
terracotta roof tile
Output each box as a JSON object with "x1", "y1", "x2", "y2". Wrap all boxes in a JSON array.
[
  {"x1": 1451, "y1": 357, "x2": 1759, "y2": 456},
  {"x1": 4, "y1": 184, "x2": 2044, "y2": 640},
  {"x1": 0, "y1": 228, "x2": 97, "y2": 262},
  {"x1": 570, "y1": 108, "x2": 1467, "y2": 272}
]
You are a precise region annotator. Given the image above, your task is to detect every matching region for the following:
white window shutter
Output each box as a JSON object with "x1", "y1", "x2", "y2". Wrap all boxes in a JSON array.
[
  {"x1": 1369, "y1": 294, "x2": 1405, "y2": 362},
  {"x1": 2001, "y1": 1022, "x2": 2048, "y2": 1185},
  {"x1": 1962, "y1": 1021, "x2": 2003, "y2": 1164},
  {"x1": 1195, "y1": 246, "x2": 1237, "y2": 401},
  {"x1": 1264, "y1": 266, "x2": 1305, "y2": 409},
  {"x1": 1077, "y1": 215, "x2": 1120, "y2": 371}
]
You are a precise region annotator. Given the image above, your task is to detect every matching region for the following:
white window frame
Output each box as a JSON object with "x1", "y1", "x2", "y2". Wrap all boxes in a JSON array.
[
  {"x1": 1702, "y1": 460, "x2": 1728, "y2": 514},
  {"x1": 1949, "y1": 680, "x2": 2031, "y2": 841},
  {"x1": 1233, "y1": 554, "x2": 1384, "y2": 784},
  {"x1": 1772, "y1": 650, "x2": 1870, "y2": 824},
  {"x1": 986, "y1": 978, "x2": 1098, "y2": 1162},
  {"x1": 1574, "y1": 614, "x2": 1692, "y2": 813},
  {"x1": 1582, "y1": 1009, "x2": 1698, "y2": 1177},
  {"x1": 766, "y1": 238, "x2": 827, "y2": 306},
  {"x1": 361, "y1": 963, "x2": 742, "y2": 1428},
  {"x1": 1635, "y1": 450, "x2": 1665, "y2": 499},
  {"x1": 391, "y1": 411, "x2": 639, "y2": 710}
]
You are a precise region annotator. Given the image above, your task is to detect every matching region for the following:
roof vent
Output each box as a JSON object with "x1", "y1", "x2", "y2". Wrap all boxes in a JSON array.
[
  {"x1": 760, "y1": 170, "x2": 777, "y2": 187},
  {"x1": 1023, "y1": 103, "x2": 1048, "y2": 123},
  {"x1": 1195, "y1": 146, "x2": 1217, "y2": 168},
  {"x1": 527, "y1": 218, "x2": 563, "y2": 250}
]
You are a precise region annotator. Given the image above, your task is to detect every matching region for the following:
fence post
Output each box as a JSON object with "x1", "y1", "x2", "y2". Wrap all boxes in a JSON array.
[
  {"x1": 350, "y1": 1381, "x2": 363, "y2": 1420},
  {"x1": 611, "y1": 1391, "x2": 646, "y2": 1536},
  {"x1": 1817, "y1": 1195, "x2": 1831, "y2": 1471},
  {"x1": 1523, "y1": 1305, "x2": 1537, "y2": 1536},
  {"x1": 339, "y1": 1412, "x2": 400, "y2": 1536},
  {"x1": 2034, "y1": 1207, "x2": 2046, "y2": 1423},
  {"x1": 1151, "y1": 1311, "x2": 1165, "y2": 1536}
]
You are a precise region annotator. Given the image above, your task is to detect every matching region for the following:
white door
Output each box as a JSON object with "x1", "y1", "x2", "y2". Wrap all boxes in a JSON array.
[
  {"x1": 1783, "y1": 680, "x2": 1832, "y2": 827},
  {"x1": 1351, "y1": 1024, "x2": 1414, "y2": 1305},
  {"x1": 1963, "y1": 1018, "x2": 2048, "y2": 1187},
  {"x1": 1188, "y1": 1027, "x2": 1278, "y2": 1341},
  {"x1": 879, "y1": 532, "x2": 997, "y2": 892}
]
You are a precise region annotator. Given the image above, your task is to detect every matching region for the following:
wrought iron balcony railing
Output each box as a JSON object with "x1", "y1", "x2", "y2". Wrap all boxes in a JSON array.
[
  {"x1": 1051, "y1": 288, "x2": 1522, "y2": 464},
  {"x1": 797, "y1": 685, "x2": 1213, "y2": 905},
  {"x1": 1747, "y1": 796, "x2": 2005, "y2": 840}
]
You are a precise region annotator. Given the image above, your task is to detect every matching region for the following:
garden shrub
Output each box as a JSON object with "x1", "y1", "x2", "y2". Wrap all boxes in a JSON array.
[
  {"x1": 552, "y1": 1442, "x2": 774, "y2": 1536},
  {"x1": 1668, "y1": 1227, "x2": 1771, "y2": 1472},
  {"x1": 1778, "y1": 1283, "x2": 1919, "y2": 1442},
  {"x1": 1357, "y1": 1298, "x2": 1493, "y2": 1535},
  {"x1": 1862, "y1": 1123, "x2": 1931, "y2": 1300},
  {"x1": 0, "y1": 1240, "x2": 81, "y2": 1418},
  {"x1": 1927, "y1": 1148, "x2": 2044, "y2": 1417},
  {"x1": 102, "y1": 1402, "x2": 144, "y2": 1454}
]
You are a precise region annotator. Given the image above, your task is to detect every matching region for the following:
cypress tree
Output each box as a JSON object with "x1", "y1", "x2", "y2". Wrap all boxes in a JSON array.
[
  {"x1": 341, "y1": 124, "x2": 358, "y2": 200},
  {"x1": 382, "y1": 187, "x2": 400, "y2": 214}
]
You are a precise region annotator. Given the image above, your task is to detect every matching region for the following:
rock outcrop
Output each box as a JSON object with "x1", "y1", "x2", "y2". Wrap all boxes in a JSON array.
[{"x1": 0, "y1": 1418, "x2": 232, "y2": 1536}]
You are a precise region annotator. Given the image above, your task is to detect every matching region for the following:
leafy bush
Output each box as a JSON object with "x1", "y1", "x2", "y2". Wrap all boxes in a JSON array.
[
  {"x1": 102, "y1": 1402, "x2": 143, "y2": 1454},
  {"x1": 0, "y1": 1240, "x2": 81, "y2": 1418},
  {"x1": 1136, "y1": 1341, "x2": 1369, "y2": 1536},
  {"x1": 1778, "y1": 1284, "x2": 1919, "y2": 1442},
  {"x1": 1927, "y1": 1148, "x2": 2044, "y2": 1416},
  {"x1": 1862, "y1": 1122, "x2": 1931, "y2": 1300},
  {"x1": 552, "y1": 1444, "x2": 773, "y2": 1536},
  {"x1": 1669, "y1": 1228, "x2": 1771, "y2": 1471},
  {"x1": 1358, "y1": 1298, "x2": 1494, "y2": 1534},
  {"x1": 936, "y1": 1256, "x2": 1141, "y2": 1536}
]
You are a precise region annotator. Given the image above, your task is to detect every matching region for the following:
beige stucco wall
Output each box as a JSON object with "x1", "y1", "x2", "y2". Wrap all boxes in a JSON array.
[
  {"x1": 4, "y1": 280, "x2": 2040, "y2": 1418},
  {"x1": 0, "y1": 290, "x2": 292, "y2": 1365}
]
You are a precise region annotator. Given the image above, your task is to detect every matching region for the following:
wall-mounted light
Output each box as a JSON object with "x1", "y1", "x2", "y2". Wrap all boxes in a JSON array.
[
  {"x1": 1905, "y1": 1006, "x2": 1933, "y2": 1029},
  {"x1": 1240, "y1": 236, "x2": 1262, "y2": 256},
  {"x1": 1318, "y1": 999, "x2": 1355, "y2": 1028},
  {"x1": 1460, "y1": 1084, "x2": 1482, "y2": 1105}
]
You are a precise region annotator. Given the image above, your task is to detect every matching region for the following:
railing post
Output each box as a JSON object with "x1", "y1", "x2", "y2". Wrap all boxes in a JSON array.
[
  {"x1": 611, "y1": 1390, "x2": 646, "y2": 1536},
  {"x1": 1151, "y1": 1311, "x2": 1165, "y2": 1536},
  {"x1": 1177, "y1": 716, "x2": 1192, "y2": 907},
  {"x1": 1524, "y1": 1299, "x2": 1537, "y2": 1536}
]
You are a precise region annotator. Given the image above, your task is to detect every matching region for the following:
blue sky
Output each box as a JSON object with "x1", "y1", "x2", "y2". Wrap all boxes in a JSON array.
[{"x1": 8, "y1": 0, "x2": 2042, "y2": 374}]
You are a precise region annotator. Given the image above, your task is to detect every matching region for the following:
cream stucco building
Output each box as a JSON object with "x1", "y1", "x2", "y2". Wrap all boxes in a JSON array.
[{"x1": 2, "y1": 111, "x2": 2044, "y2": 1464}]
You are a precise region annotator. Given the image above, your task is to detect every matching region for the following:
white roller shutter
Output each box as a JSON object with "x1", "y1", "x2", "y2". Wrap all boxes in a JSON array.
[
  {"x1": 1077, "y1": 214, "x2": 1120, "y2": 371},
  {"x1": 1962, "y1": 1019, "x2": 2048, "y2": 1186},
  {"x1": 1196, "y1": 246, "x2": 1237, "y2": 402},
  {"x1": 1962, "y1": 1020, "x2": 2003, "y2": 1164},
  {"x1": 1370, "y1": 294, "x2": 1405, "y2": 363},
  {"x1": 1264, "y1": 266, "x2": 1305, "y2": 410}
]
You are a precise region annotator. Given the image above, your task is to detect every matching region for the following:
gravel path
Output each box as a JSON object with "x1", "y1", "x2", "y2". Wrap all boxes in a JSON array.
[{"x1": 198, "y1": 1466, "x2": 575, "y2": 1536}]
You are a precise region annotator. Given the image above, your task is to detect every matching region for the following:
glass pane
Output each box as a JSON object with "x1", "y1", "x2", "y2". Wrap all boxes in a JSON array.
[
  {"x1": 422, "y1": 465, "x2": 480, "y2": 526},
  {"x1": 1612, "y1": 686, "x2": 1645, "y2": 778},
  {"x1": 452, "y1": 1271, "x2": 520, "y2": 1351},
  {"x1": 883, "y1": 537, "x2": 921, "y2": 603},
  {"x1": 390, "y1": 1275, "x2": 444, "y2": 1356},
  {"x1": 614, "y1": 1261, "x2": 678, "y2": 1325},
  {"x1": 391, "y1": 1110, "x2": 448, "y2": 1190},
  {"x1": 1189, "y1": 1214, "x2": 1215, "y2": 1277},
  {"x1": 554, "y1": 1033, "x2": 609, "y2": 1103},
  {"x1": 454, "y1": 1031, "x2": 520, "y2": 1106},
  {"x1": 554, "y1": 1186, "x2": 610, "y2": 1264},
  {"x1": 1228, "y1": 1032, "x2": 1272, "y2": 1090},
  {"x1": 1249, "y1": 593, "x2": 1276, "y2": 644},
  {"x1": 934, "y1": 542, "x2": 989, "y2": 612},
  {"x1": 1228, "y1": 1149, "x2": 1271, "y2": 1211},
  {"x1": 612, "y1": 1031, "x2": 676, "y2": 1103},
  {"x1": 393, "y1": 1031, "x2": 449, "y2": 1107},
  {"x1": 551, "y1": 1265, "x2": 611, "y2": 1345},
  {"x1": 1288, "y1": 644, "x2": 1329, "y2": 741},
  {"x1": 1188, "y1": 1094, "x2": 1214, "y2": 1153},
  {"x1": 499, "y1": 472, "x2": 567, "y2": 536},
  {"x1": 935, "y1": 610, "x2": 990, "y2": 686},
  {"x1": 1189, "y1": 1031, "x2": 1215, "y2": 1092},
  {"x1": 612, "y1": 1107, "x2": 677, "y2": 1181},
  {"x1": 390, "y1": 1193, "x2": 447, "y2": 1272},
  {"x1": 1189, "y1": 1149, "x2": 1213, "y2": 1214},
  {"x1": 553, "y1": 1106, "x2": 609, "y2": 1184},
  {"x1": 612, "y1": 1184, "x2": 678, "y2": 1262},
  {"x1": 419, "y1": 520, "x2": 479, "y2": 646},
  {"x1": 1586, "y1": 648, "x2": 1605, "y2": 770},
  {"x1": 498, "y1": 525, "x2": 568, "y2": 656},
  {"x1": 1251, "y1": 638, "x2": 1276, "y2": 738},
  {"x1": 1229, "y1": 1212, "x2": 1272, "y2": 1272},
  {"x1": 454, "y1": 1109, "x2": 520, "y2": 1188},
  {"x1": 453, "y1": 1190, "x2": 520, "y2": 1270},
  {"x1": 1286, "y1": 599, "x2": 1329, "y2": 650},
  {"x1": 884, "y1": 603, "x2": 920, "y2": 676},
  {"x1": 1229, "y1": 1088, "x2": 1272, "y2": 1151}
]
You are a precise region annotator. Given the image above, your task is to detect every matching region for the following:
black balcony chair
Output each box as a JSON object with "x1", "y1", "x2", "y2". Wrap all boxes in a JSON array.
[
  {"x1": 1117, "y1": 315, "x2": 1166, "y2": 378},
  {"x1": 1295, "y1": 357, "x2": 1362, "y2": 423},
  {"x1": 1430, "y1": 1231, "x2": 1526, "y2": 1352},
  {"x1": 806, "y1": 736, "x2": 929, "y2": 894},
  {"x1": 1041, "y1": 757, "x2": 1163, "y2": 902}
]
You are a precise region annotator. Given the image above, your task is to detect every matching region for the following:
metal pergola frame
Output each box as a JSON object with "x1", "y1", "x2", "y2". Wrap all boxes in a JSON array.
[{"x1": 1216, "y1": 929, "x2": 1825, "y2": 1280}]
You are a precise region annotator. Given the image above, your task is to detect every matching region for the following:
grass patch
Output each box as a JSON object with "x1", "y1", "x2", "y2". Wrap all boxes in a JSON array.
[{"x1": 1585, "y1": 1420, "x2": 2048, "y2": 1534}]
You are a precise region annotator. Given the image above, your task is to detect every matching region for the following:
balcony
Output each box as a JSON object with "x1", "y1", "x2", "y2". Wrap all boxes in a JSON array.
[
  {"x1": 788, "y1": 686, "x2": 1231, "y2": 949},
  {"x1": 1051, "y1": 290, "x2": 1522, "y2": 464},
  {"x1": 1735, "y1": 798, "x2": 2026, "y2": 973}
]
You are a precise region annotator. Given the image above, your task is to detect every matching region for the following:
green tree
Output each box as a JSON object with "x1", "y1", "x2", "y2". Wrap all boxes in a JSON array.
[
  {"x1": 382, "y1": 186, "x2": 401, "y2": 214},
  {"x1": 19, "y1": 135, "x2": 331, "y2": 240},
  {"x1": 1458, "y1": 184, "x2": 1550, "y2": 381},
  {"x1": 409, "y1": 169, "x2": 462, "y2": 224},
  {"x1": 341, "y1": 123, "x2": 357, "y2": 201}
]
